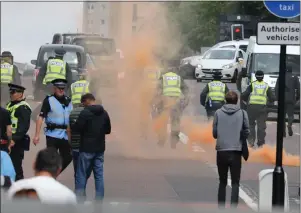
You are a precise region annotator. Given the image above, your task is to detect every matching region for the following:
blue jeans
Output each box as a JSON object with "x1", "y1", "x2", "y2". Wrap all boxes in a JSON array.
[
  {"x1": 72, "y1": 149, "x2": 79, "y2": 176},
  {"x1": 75, "y1": 152, "x2": 104, "y2": 200}
]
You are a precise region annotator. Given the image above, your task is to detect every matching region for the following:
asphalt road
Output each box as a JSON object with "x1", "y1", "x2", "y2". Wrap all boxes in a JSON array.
[{"x1": 19, "y1": 76, "x2": 299, "y2": 211}]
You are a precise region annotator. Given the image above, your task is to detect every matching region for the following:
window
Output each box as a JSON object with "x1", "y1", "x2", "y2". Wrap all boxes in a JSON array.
[
  {"x1": 88, "y1": 3, "x2": 94, "y2": 13},
  {"x1": 132, "y1": 4, "x2": 137, "y2": 21},
  {"x1": 100, "y1": 4, "x2": 106, "y2": 9},
  {"x1": 132, "y1": 26, "x2": 136, "y2": 32},
  {"x1": 203, "y1": 49, "x2": 236, "y2": 60},
  {"x1": 43, "y1": 51, "x2": 80, "y2": 67},
  {"x1": 221, "y1": 45, "x2": 235, "y2": 48},
  {"x1": 101, "y1": 19, "x2": 105, "y2": 25}
]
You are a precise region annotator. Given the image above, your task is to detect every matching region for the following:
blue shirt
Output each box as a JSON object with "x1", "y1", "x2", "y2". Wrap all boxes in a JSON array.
[{"x1": 0, "y1": 151, "x2": 16, "y2": 181}]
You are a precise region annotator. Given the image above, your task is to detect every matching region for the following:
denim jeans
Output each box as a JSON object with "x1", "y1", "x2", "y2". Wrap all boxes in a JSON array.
[
  {"x1": 72, "y1": 149, "x2": 79, "y2": 177},
  {"x1": 75, "y1": 152, "x2": 104, "y2": 200}
]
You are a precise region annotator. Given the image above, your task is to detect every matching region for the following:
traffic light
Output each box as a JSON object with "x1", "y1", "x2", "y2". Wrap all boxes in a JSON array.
[{"x1": 231, "y1": 24, "x2": 244, "y2": 40}]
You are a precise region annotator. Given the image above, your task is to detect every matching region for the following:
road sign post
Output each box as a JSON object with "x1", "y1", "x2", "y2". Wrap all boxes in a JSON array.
[{"x1": 261, "y1": 0, "x2": 300, "y2": 210}]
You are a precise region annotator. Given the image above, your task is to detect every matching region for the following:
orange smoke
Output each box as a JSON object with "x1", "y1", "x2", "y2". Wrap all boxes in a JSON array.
[{"x1": 177, "y1": 117, "x2": 300, "y2": 167}]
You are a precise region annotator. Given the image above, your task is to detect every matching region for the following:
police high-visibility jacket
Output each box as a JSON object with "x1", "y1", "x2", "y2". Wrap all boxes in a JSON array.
[
  {"x1": 45, "y1": 96, "x2": 73, "y2": 140},
  {"x1": 70, "y1": 80, "x2": 90, "y2": 104},
  {"x1": 43, "y1": 59, "x2": 67, "y2": 85},
  {"x1": 162, "y1": 72, "x2": 182, "y2": 97},
  {"x1": 207, "y1": 81, "x2": 226, "y2": 102},
  {"x1": 249, "y1": 81, "x2": 269, "y2": 105},
  {"x1": 6, "y1": 101, "x2": 31, "y2": 134},
  {"x1": 1, "y1": 62, "x2": 14, "y2": 84}
]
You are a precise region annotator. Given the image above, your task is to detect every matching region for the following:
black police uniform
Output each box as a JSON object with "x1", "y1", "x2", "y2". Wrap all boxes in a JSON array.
[
  {"x1": 39, "y1": 79, "x2": 72, "y2": 173},
  {"x1": 6, "y1": 84, "x2": 31, "y2": 180},
  {"x1": 1, "y1": 51, "x2": 22, "y2": 107},
  {"x1": 35, "y1": 49, "x2": 73, "y2": 97},
  {"x1": 275, "y1": 67, "x2": 300, "y2": 136},
  {"x1": 241, "y1": 71, "x2": 275, "y2": 147},
  {"x1": 200, "y1": 72, "x2": 229, "y2": 120}
]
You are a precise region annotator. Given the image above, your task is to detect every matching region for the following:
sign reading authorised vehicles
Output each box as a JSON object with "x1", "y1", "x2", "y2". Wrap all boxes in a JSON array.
[{"x1": 257, "y1": 22, "x2": 299, "y2": 45}]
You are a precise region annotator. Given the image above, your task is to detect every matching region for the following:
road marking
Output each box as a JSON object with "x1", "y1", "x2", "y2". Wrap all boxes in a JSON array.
[
  {"x1": 294, "y1": 133, "x2": 300, "y2": 135},
  {"x1": 179, "y1": 131, "x2": 258, "y2": 211}
]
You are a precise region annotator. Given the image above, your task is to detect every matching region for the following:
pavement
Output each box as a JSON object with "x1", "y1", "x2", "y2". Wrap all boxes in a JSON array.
[{"x1": 17, "y1": 76, "x2": 300, "y2": 211}]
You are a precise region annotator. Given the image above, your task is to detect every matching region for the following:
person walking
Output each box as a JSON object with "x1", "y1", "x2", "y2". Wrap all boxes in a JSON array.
[
  {"x1": 212, "y1": 91, "x2": 250, "y2": 208},
  {"x1": 71, "y1": 93, "x2": 111, "y2": 201}
]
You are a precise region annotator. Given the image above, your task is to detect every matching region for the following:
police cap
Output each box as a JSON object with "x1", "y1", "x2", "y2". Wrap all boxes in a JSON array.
[
  {"x1": 1, "y1": 51, "x2": 12, "y2": 57},
  {"x1": 255, "y1": 70, "x2": 264, "y2": 78},
  {"x1": 212, "y1": 71, "x2": 222, "y2": 77},
  {"x1": 51, "y1": 78, "x2": 67, "y2": 89},
  {"x1": 8, "y1": 83, "x2": 26, "y2": 93},
  {"x1": 54, "y1": 49, "x2": 66, "y2": 57}
]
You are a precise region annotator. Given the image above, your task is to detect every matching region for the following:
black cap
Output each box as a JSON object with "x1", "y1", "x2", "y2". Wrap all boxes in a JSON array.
[
  {"x1": 8, "y1": 83, "x2": 26, "y2": 92},
  {"x1": 255, "y1": 70, "x2": 264, "y2": 78},
  {"x1": 54, "y1": 49, "x2": 66, "y2": 57},
  {"x1": 51, "y1": 78, "x2": 67, "y2": 88},
  {"x1": 1, "y1": 51, "x2": 12, "y2": 57},
  {"x1": 213, "y1": 71, "x2": 222, "y2": 77}
]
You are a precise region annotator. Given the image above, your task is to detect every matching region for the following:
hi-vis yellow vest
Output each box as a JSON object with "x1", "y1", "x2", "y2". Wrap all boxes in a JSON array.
[
  {"x1": 43, "y1": 59, "x2": 66, "y2": 85},
  {"x1": 6, "y1": 101, "x2": 31, "y2": 134},
  {"x1": 249, "y1": 81, "x2": 269, "y2": 105},
  {"x1": 162, "y1": 72, "x2": 181, "y2": 97},
  {"x1": 1, "y1": 62, "x2": 13, "y2": 83},
  {"x1": 70, "y1": 80, "x2": 90, "y2": 104},
  {"x1": 207, "y1": 81, "x2": 226, "y2": 102}
]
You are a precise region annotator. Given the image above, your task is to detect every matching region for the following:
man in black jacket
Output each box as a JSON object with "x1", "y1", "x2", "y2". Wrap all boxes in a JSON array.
[
  {"x1": 275, "y1": 66, "x2": 300, "y2": 136},
  {"x1": 71, "y1": 93, "x2": 111, "y2": 201}
]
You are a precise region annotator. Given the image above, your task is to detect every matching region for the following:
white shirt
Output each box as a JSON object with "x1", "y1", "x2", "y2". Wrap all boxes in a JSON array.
[{"x1": 7, "y1": 176, "x2": 77, "y2": 204}]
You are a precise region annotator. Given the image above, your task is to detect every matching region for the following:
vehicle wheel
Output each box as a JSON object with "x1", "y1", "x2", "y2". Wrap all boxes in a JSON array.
[
  {"x1": 197, "y1": 79, "x2": 202, "y2": 83},
  {"x1": 231, "y1": 70, "x2": 238, "y2": 83}
]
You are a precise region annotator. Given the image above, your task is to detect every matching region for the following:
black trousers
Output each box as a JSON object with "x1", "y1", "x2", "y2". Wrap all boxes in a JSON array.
[
  {"x1": 284, "y1": 103, "x2": 295, "y2": 128},
  {"x1": 216, "y1": 151, "x2": 242, "y2": 208},
  {"x1": 247, "y1": 106, "x2": 267, "y2": 146},
  {"x1": 46, "y1": 136, "x2": 72, "y2": 173},
  {"x1": 206, "y1": 102, "x2": 224, "y2": 120},
  {"x1": 10, "y1": 146, "x2": 25, "y2": 181}
]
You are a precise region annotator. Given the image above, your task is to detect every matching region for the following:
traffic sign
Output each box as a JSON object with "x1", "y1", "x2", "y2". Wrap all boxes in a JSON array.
[
  {"x1": 257, "y1": 22, "x2": 299, "y2": 45},
  {"x1": 264, "y1": 1, "x2": 300, "y2": 19}
]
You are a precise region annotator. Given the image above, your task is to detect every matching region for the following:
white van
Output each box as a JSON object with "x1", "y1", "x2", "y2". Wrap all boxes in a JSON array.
[{"x1": 241, "y1": 36, "x2": 300, "y2": 92}]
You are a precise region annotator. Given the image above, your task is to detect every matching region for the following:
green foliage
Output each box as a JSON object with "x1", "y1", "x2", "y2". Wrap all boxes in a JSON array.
[{"x1": 165, "y1": 1, "x2": 280, "y2": 52}]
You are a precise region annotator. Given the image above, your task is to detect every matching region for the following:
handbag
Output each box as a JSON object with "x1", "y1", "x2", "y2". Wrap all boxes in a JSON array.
[{"x1": 241, "y1": 110, "x2": 249, "y2": 161}]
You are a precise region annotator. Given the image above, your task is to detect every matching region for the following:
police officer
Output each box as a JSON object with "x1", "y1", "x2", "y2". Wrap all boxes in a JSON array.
[
  {"x1": 275, "y1": 66, "x2": 300, "y2": 136},
  {"x1": 155, "y1": 63, "x2": 189, "y2": 149},
  {"x1": 70, "y1": 71, "x2": 90, "y2": 107},
  {"x1": 6, "y1": 84, "x2": 31, "y2": 180},
  {"x1": 36, "y1": 49, "x2": 73, "y2": 96},
  {"x1": 200, "y1": 71, "x2": 229, "y2": 120},
  {"x1": 241, "y1": 70, "x2": 275, "y2": 148},
  {"x1": 33, "y1": 79, "x2": 72, "y2": 174},
  {"x1": 0, "y1": 51, "x2": 21, "y2": 106}
]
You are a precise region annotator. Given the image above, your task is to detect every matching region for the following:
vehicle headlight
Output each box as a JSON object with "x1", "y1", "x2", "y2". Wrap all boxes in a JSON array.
[
  {"x1": 196, "y1": 64, "x2": 202, "y2": 68},
  {"x1": 222, "y1": 63, "x2": 234, "y2": 69}
]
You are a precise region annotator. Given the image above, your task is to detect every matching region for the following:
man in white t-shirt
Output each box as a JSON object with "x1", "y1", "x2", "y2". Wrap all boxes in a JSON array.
[{"x1": 7, "y1": 148, "x2": 76, "y2": 204}]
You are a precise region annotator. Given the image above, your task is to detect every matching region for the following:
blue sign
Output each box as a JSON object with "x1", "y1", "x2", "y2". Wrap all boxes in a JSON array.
[{"x1": 264, "y1": 1, "x2": 300, "y2": 19}]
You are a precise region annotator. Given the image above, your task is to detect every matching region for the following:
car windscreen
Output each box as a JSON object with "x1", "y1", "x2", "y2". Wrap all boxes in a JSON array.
[
  {"x1": 73, "y1": 38, "x2": 115, "y2": 56},
  {"x1": 41, "y1": 50, "x2": 81, "y2": 68},
  {"x1": 252, "y1": 53, "x2": 300, "y2": 76},
  {"x1": 239, "y1": 45, "x2": 248, "y2": 52},
  {"x1": 202, "y1": 49, "x2": 236, "y2": 60}
]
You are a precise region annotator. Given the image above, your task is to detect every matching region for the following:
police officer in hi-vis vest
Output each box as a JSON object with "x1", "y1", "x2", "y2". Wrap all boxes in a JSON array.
[
  {"x1": 200, "y1": 71, "x2": 229, "y2": 120},
  {"x1": 154, "y1": 61, "x2": 189, "y2": 149},
  {"x1": 0, "y1": 51, "x2": 21, "y2": 107},
  {"x1": 33, "y1": 79, "x2": 73, "y2": 174},
  {"x1": 6, "y1": 84, "x2": 31, "y2": 181},
  {"x1": 241, "y1": 70, "x2": 275, "y2": 148},
  {"x1": 70, "y1": 71, "x2": 90, "y2": 108},
  {"x1": 36, "y1": 49, "x2": 73, "y2": 97}
]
